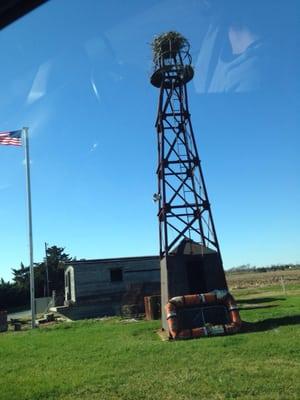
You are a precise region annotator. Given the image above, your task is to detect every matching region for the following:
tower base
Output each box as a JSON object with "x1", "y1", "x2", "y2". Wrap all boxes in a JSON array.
[{"x1": 160, "y1": 239, "x2": 227, "y2": 330}]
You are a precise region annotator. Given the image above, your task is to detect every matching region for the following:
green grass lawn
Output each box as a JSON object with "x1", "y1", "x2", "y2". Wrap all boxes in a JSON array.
[{"x1": 0, "y1": 286, "x2": 299, "y2": 400}]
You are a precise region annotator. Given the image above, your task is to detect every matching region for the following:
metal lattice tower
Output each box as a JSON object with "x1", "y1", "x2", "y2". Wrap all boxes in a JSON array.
[{"x1": 151, "y1": 32, "x2": 222, "y2": 262}]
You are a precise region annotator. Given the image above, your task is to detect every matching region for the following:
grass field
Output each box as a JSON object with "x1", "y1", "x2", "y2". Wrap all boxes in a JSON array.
[{"x1": 0, "y1": 281, "x2": 299, "y2": 400}]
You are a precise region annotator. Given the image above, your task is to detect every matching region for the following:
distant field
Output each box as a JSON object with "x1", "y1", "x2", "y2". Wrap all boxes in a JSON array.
[
  {"x1": 0, "y1": 281, "x2": 299, "y2": 400},
  {"x1": 226, "y1": 268, "x2": 300, "y2": 291}
]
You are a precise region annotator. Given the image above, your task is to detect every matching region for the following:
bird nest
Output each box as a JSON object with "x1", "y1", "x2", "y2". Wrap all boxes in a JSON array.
[{"x1": 151, "y1": 31, "x2": 189, "y2": 63}]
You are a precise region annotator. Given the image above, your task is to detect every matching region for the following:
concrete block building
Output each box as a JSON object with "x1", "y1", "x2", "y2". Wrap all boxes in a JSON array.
[{"x1": 62, "y1": 256, "x2": 160, "y2": 319}]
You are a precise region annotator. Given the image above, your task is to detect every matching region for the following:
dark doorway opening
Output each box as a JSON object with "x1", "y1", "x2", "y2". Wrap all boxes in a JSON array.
[{"x1": 186, "y1": 260, "x2": 206, "y2": 294}]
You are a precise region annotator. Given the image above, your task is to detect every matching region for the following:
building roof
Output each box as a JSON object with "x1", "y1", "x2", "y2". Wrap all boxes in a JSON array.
[
  {"x1": 170, "y1": 238, "x2": 217, "y2": 255},
  {"x1": 64, "y1": 255, "x2": 159, "y2": 266}
]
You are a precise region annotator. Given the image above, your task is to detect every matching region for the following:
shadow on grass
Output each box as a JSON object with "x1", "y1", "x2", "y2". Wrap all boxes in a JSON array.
[
  {"x1": 241, "y1": 315, "x2": 300, "y2": 334},
  {"x1": 237, "y1": 297, "x2": 285, "y2": 304},
  {"x1": 239, "y1": 304, "x2": 278, "y2": 311}
]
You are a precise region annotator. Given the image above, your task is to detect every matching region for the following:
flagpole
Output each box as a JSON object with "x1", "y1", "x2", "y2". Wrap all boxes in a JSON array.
[{"x1": 23, "y1": 127, "x2": 36, "y2": 329}]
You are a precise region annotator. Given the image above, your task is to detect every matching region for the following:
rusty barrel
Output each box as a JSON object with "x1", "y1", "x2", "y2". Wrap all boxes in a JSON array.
[{"x1": 144, "y1": 295, "x2": 161, "y2": 320}]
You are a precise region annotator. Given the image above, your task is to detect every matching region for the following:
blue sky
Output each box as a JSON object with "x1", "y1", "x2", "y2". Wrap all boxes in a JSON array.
[{"x1": 0, "y1": 0, "x2": 299, "y2": 281}]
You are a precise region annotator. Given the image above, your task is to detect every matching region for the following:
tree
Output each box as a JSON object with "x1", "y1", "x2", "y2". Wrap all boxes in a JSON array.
[
  {"x1": 11, "y1": 245, "x2": 72, "y2": 298},
  {"x1": 11, "y1": 262, "x2": 30, "y2": 290},
  {"x1": 38, "y1": 246, "x2": 73, "y2": 295},
  {"x1": 0, "y1": 245, "x2": 73, "y2": 310},
  {"x1": 0, "y1": 275, "x2": 29, "y2": 310}
]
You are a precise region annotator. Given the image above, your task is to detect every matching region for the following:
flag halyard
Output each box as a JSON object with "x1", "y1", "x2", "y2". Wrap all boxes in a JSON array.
[{"x1": 0, "y1": 130, "x2": 22, "y2": 146}]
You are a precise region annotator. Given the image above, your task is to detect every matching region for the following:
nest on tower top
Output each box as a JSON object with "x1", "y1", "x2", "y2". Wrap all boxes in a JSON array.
[{"x1": 151, "y1": 31, "x2": 189, "y2": 63}]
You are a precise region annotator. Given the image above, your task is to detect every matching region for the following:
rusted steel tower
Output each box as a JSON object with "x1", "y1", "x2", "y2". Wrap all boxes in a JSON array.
[{"x1": 150, "y1": 32, "x2": 227, "y2": 329}]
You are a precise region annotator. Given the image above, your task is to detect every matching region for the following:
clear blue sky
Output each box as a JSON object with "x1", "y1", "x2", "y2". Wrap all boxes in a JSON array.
[{"x1": 0, "y1": 0, "x2": 299, "y2": 281}]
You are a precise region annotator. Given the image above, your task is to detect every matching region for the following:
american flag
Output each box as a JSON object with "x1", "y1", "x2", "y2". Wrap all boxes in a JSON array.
[{"x1": 0, "y1": 130, "x2": 22, "y2": 146}]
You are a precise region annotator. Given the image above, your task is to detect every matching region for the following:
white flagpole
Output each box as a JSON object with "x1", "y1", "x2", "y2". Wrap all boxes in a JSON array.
[{"x1": 23, "y1": 127, "x2": 36, "y2": 329}]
